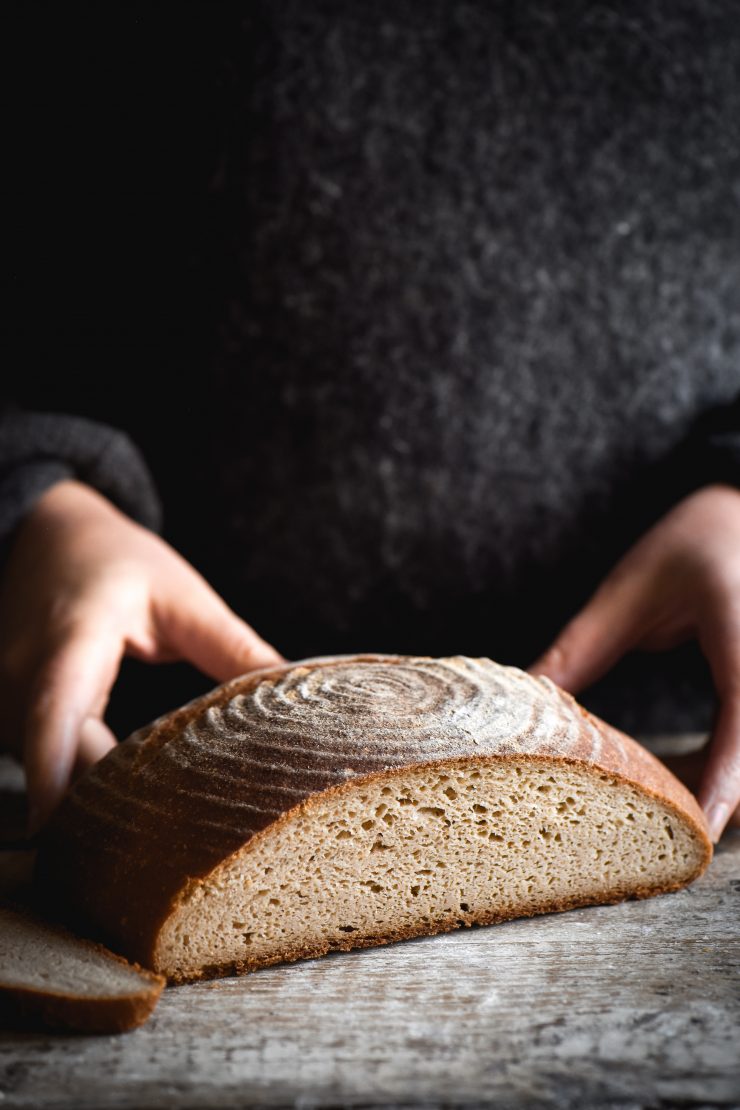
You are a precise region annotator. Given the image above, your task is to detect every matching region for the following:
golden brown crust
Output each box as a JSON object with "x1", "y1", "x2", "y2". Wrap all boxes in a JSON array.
[
  {"x1": 0, "y1": 981, "x2": 162, "y2": 1034},
  {"x1": 35, "y1": 655, "x2": 712, "y2": 972},
  {"x1": 0, "y1": 905, "x2": 164, "y2": 1033}
]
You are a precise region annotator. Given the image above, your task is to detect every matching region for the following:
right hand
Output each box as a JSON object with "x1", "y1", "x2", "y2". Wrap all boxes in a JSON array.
[{"x1": 0, "y1": 479, "x2": 285, "y2": 833}]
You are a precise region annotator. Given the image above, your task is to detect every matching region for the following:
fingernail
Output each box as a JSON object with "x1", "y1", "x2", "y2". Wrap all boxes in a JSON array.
[
  {"x1": 535, "y1": 665, "x2": 564, "y2": 688},
  {"x1": 704, "y1": 800, "x2": 731, "y2": 843},
  {"x1": 531, "y1": 646, "x2": 564, "y2": 681}
]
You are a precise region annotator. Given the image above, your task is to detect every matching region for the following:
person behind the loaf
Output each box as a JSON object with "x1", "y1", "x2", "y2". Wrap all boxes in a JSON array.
[{"x1": 1, "y1": 3, "x2": 739, "y2": 842}]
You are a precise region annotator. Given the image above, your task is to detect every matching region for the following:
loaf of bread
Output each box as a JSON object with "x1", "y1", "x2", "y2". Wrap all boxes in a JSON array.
[
  {"x1": 0, "y1": 905, "x2": 164, "y2": 1032},
  {"x1": 36, "y1": 655, "x2": 712, "y2": 982}
]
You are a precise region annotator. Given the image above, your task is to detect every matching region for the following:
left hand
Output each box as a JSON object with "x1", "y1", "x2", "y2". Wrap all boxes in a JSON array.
[{"x1": 529, "y1": 483, "x2": 740, "y2": 842}]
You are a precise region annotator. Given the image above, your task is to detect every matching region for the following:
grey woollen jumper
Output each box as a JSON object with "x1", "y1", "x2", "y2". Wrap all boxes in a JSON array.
[{"x1": 4, "y1": 1, "x2": 740, "y2": 734}]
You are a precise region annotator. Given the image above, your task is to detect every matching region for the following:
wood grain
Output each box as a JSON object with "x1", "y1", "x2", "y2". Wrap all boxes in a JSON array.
[{"x1": 0, "y1": 850, "x2": 737, "y2": 1105}]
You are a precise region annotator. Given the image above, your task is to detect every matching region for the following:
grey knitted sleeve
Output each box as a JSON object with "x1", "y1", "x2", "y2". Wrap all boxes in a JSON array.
[{"x1": 0, "y1": 406, "x2": 162, "y2": 560}]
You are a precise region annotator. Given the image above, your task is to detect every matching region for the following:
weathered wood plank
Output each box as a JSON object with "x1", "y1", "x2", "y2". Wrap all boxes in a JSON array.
[
  {"x1": 0, "y1": 758, "x2": 738, "y2": 1109},
  {"x1": 1, "y1": 833, "x2": 738, "y2": 1109}
]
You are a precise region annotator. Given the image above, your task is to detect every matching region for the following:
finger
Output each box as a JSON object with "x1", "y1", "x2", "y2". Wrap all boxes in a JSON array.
[
  {"x1": 696, "y1": 697, "x2": 740, "y2": 842},
  {"x1": 528, "y1": 574, "x2": 646, "y2": 694},
  {"x1": 663, "y1": 749, "x2": 740, "y2": 831},
  {"x1": 72, "y1": 716, "x2": 117, "y2": 779},
  {"x1": 156, "y1": 577, "x2": 285, "y2": 682},
  {"x1": 696, "y1": 626, "x2": 740, "y2": 841},
  {"x1": 24, "y1": 635, "x2": 122, "y2": 833}
]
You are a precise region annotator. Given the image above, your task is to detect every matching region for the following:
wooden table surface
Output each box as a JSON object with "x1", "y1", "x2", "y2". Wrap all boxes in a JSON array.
[{"x1": 1, "y1": 755, "x2": 739, "y2": 1109}]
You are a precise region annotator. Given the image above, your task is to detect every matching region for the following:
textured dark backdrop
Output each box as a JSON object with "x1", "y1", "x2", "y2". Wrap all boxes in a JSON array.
[
  {"x1": 3, "y1": 5, "x2": 230, "y2": 728},
  {"x1": 4, "y1": 3, "x2": 738, "y2": 738}
]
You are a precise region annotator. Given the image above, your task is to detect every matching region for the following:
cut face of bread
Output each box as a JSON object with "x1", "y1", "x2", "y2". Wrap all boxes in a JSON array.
[
  {"x1": 36, "y1": 655, "x2": 712, "y2": 982},
  {"x1": 0, "y1": 906, "x2": 164, "y2": 1032},
  {"x1": 159, "y1": 756, "x2": 706, "y2": 979}
]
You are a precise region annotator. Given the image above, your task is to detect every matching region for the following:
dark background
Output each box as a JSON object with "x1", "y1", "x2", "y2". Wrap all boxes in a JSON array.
[
  {"x1": 2, "y1": 4, "x2": 719, "y2": 741},
  {"x1": 3, "y1": 5, "x2": 238, "y2": 731},
  {"x1": 3, "y1": 5, "x2": 225, "y2": 418}
]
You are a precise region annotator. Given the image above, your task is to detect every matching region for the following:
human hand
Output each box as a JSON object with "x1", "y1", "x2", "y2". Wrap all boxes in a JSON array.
[
  {"x1": 529, "y1": 483, "x2": 740, "y2": 842},
  {"x1": 0, "y1": 480, "x2": 285, "y2": 833}
]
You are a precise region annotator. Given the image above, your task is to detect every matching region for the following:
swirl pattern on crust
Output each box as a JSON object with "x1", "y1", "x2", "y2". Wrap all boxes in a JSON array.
[
  {"x1": 184, "y1": 655, "x2": 609, "y2": 781},
  {"x1": 50, "y1": 656, "x2": 630, "y2": 853}
]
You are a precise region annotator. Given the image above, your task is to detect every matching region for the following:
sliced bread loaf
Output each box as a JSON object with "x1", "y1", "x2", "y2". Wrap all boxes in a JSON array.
[
  {"x1": 36, "y1": 655, "x2": 712, "y2": 982},
  {"x1": 0, "y1": 905, "x2": 164, "y2": 1032}
]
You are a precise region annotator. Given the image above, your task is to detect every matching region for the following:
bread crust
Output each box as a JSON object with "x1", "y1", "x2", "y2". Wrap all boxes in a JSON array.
[
  {"x1": 0, "y1": 906, "x2": 164, "y2": 1033},
  {"x1": 34, "y1": 655, "x2": 712, "y2": 975},
  {"x1": 0, "y1": 981, "x2": 162, "y2": 1034}
]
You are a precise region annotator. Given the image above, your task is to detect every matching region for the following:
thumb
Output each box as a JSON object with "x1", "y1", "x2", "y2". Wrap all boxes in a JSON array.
[
  {"x1": 25, "y1": 633, "x2": 122, "y2": 832},
  {"x1": 695, "y1": 621, "x2": 740, "y2": 841},
  {"x1": 157, "y1": 575, "x2": 286, "y2": 682},
  {"x1": 528, "y1": 575, "x2": 644, "y2": 694}
]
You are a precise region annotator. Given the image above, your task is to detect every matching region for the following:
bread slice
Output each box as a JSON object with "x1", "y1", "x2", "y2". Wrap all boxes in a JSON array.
[
  {"x1": 0, "y1": 904, "x2": 164, "y2": 1032},
  {"x1": 36, "y1": 655, "x2": 712, "y2": 982}
]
